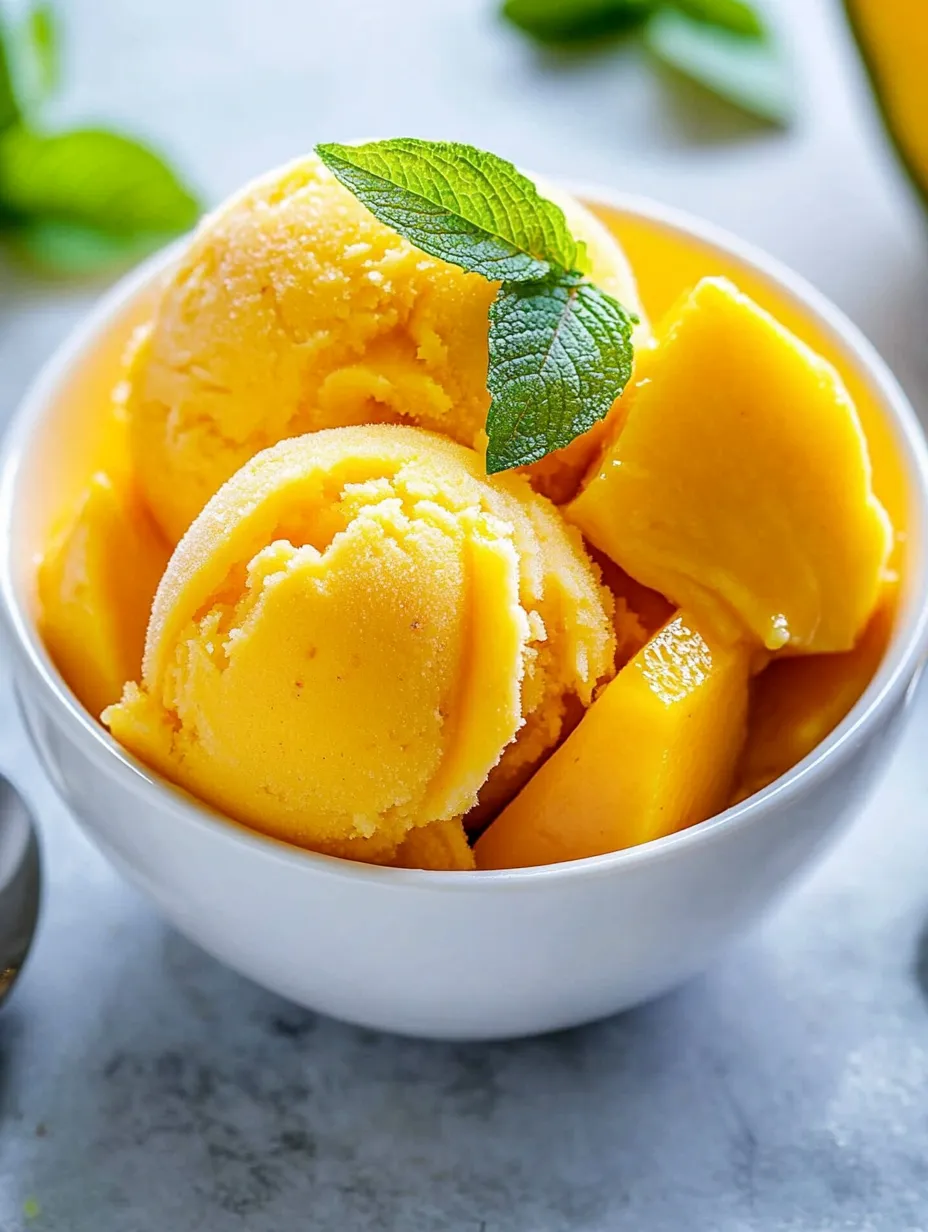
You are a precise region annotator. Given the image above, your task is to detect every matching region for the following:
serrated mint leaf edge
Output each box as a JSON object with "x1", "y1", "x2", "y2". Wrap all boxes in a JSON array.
[
  {"x1": 326, "y1": 137, "x2": 583, "y2": 272},
  {"x1": 316, "y1": 138, "x2": 582, "y2": 283},
  {"x1": 317, "y1": 144, "x2": 549, "y2": 282},
  {"x1": 485, "y1": 273, "x2": 636, "y2": 473}
]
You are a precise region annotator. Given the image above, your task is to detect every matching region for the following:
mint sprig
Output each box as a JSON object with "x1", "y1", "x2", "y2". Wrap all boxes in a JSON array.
[
  {"x1": 316, "y1": 138, "x2": 637, "y2": 473},
  {"x1": 317, "y1": 138, "x2": 585, "y2": 282},
  {"x1": 0, "y1": 1, "x2": 199, "y2": 274},
  {"x1": 487, "y1": 274, "x2": 636, "y2": 472}
]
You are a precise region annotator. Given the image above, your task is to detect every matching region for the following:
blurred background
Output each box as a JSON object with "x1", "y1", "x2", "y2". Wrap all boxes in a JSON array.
[
  {"x1": 3, "y1": 1, "x2": 928, "y2": 1229},
  {"x1": 3, "y1": 0, "x2": 926, "y2": 414}
]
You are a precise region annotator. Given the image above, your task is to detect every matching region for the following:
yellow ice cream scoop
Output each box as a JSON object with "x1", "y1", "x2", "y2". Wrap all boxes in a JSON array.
[
  {"x1": 104, "y1": 425, "x2": 615, "y2": 860},
  {"x1": 127, "y1": 153, "x2": 646, "y2": 544}
]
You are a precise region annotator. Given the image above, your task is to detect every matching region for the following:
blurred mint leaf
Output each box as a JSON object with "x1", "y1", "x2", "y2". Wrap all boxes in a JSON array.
[
  {"x1": 23, "y1": 3, "x2": 58, "y2": 100},
  {"x1": 0, "y1": 35, "x2": 17, "y2": 132},
  {"x1": 9, "y1": 218, "x2": 169, "y2": 274},
  {"x1": 671, "y1": 0, "x2": 764, "y2": 38},
  {"x1": 485, "y1": 272, "x2": 636, "y2": 472},
  {"x1": 646, "y1": 6, "x2": 792, "y2": 124},
  {"x1": 0, "y1": 6, "x2": 198, "y2": 276},
  {"x1": 500, "y1": 0, "x2": 654, "y2": 44},
  {"x1": 0, "y1": 126, "x2": 200, "y2": 234},
  {"x1": 316, "y1": 137, "x2": 584, "y2": 282},
  {"x1": 0, "y1": 2, "x2": 59, "y2": 122}
]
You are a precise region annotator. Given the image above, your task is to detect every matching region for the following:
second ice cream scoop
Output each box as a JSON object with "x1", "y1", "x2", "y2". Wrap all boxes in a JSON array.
[{"x1": 104, "y1": 425, "x2": 615, "y2": 860}]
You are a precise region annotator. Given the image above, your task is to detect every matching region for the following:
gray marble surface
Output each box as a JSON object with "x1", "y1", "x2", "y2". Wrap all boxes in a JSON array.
[{"x1": 2, "y1": 0, "x2": 928, "y2": 1228}]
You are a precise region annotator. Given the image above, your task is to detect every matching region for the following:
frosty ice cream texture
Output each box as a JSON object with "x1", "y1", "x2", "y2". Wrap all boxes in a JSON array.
[
  {"x1": 103, "y1": 427, "x2": 616, "y2": 860},
  {"x1": 129, "y1": 154, "x2": 646, "y2": 545},
  {"x1": 37, "y1": 139, "x2": 897, "y2": 871}
]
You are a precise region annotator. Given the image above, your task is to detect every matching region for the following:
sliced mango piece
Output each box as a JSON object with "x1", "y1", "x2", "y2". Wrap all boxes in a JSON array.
[
  {"x1": 475, "y1": 612, "x2": 750, "y2": 869},
  {"x1": 38, "y1": 472, "x2": 171, "y2": 718},
  {"x1": 568, "y1": 277, "x2": 892, "y2": 654},
  {"x1": 735, "y1": 582, "x2": 897, "y2": 803}
]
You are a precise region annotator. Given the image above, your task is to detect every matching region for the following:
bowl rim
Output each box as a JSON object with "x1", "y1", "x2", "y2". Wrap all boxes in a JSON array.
[{"x1": 3, "y1": 183, "x2": 928, "y2": 891}]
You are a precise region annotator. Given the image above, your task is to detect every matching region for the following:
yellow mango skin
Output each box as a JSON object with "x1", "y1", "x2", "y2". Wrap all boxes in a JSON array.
[
  {"x1": 735, "y1": 584, "x2": 897, "y2": 804},
  {"x1": 569, "y1": 277, "x2": 892, "y2": 654},
  {"x1": 475, "y1": 613, "x2": 750, "y2": 870},
  {"x1": 845, "y1": 0, "x2": 928, "y2": 208},
  {"x1": 38, "y1": 472, "x2": 171, "y2": 718}
]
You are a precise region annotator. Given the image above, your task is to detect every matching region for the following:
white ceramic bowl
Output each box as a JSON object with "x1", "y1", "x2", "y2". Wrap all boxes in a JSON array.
[{"x1": 3, "y1": 190, "x2": 928, "y2": 1041}]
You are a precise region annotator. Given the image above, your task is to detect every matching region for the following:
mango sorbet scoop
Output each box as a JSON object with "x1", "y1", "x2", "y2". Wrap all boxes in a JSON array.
[
  {"x1": 128, "y1": 153, "x2": 646, "y2": 545},
  {"x1": 103, "y1": 425, "x2": 616, "y2": 863}
]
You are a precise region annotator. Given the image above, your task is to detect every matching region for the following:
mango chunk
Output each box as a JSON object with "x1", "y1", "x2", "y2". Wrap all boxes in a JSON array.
[
  {"x1": 38, "y1": 472, "x2": 171, "y2": 718},
  {"x1": 475, "y1": 612, "x2": 750, "y2": 869},
  {"x1": 734, "y1": 582, "x2": 897, "y2": 803},
  {"x1": 568, "y1": 277, "x2": 892, "y2": 654}
]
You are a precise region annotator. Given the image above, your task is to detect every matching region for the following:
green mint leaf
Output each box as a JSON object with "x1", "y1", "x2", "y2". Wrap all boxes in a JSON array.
[
  {"x1": 316, "y1": 137, "x2": 638, "y2": 470},
  {"x1": 485, "y1": 272, "x2": 636, "y2": 472},
  {"x1": 9, "y1": 218, "x2": 171, "y2": 274},
  {"x1": 646, "y1": 7, "x2": 793, "y2": 124},
  {"x1": 500, "y1": 0, "x2": 654, "y2": 45},
  {"x1": 0, "y1": 126, "x2": 200, "y2": 234},
  {"x1": 670, "y1": 0, "x2": 764, "y2": 38},
  {"x1": 316, "y1": 138, "x2": 583, "y2": 282}
]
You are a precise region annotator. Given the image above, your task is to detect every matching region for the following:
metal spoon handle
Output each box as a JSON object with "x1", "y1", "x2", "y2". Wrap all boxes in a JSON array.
[{"x1": 0, "y1": 779, "x2": 40, "y2": 1002}]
